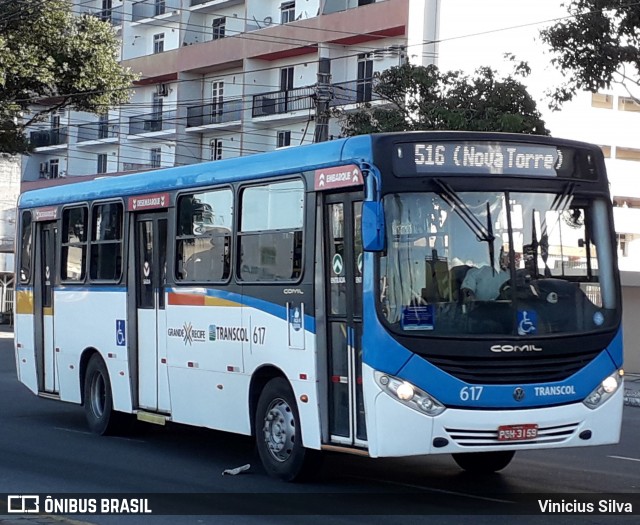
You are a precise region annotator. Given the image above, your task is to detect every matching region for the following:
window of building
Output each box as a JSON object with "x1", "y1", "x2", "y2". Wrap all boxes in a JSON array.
[
  {"x1": 19, "y1": 211, "x2": 32, "y2": 283},
  {"x1": 280, "y1": 66, "x2": 294, "y2": 91},
  {"x1": 617, "y1": 233, "x2": 630, "y2": 257},
  {"x1": 90, "y1": 202, "x2": 123, "y2": 281},
  {"x1": 49, "y1": 159, "x2": 60, "y2": 179},
  {"x1": 591, "y1": 92, "x2": 613, "y2": 109},
  {"x1": 277, "y1": 130, "x2": 291, "y2": 148},
  {"x1": 176, "y1": 189, "x2": 233, "y2": 282},
  {"x1": 212, "y1": 17, "x2": 226, "y2": 40},
  {"x1": 150, "y1": 148, "x2": 162, "y2": 168},
  {"x1": 155, "y1": 0, "x2": 165, "y2": 17},
  {"x1": 280, "y1": 2, "x2": 296, "y2": 24},
  {"x1": 97, "y1": 153, "x2": 108, "y2": 174},
  {"x1": 61, "y1": 206, "x2": 88, "y2": 282},
  {"x1": 210, "y1": 139, "x2": 223, "y2": 161},
  {"x1": 153, "y1": 33, "x2": 164, "y2": 54},
  {"x1": 618, "y1": 96, "x2": 640, "y2": 112},
  {"x1": 212, "y1": 81, "x2": 224, "y2": 119},
  {"x1": 238, "y1": 179, "x2": 304, "y2": 282},
  {"x1": 357, "y1": 53, "x2": 373, "y2": 103}
]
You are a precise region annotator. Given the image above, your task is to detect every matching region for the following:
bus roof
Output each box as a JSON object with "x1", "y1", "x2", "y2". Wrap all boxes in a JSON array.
[{"x1": 19, "y1": 134, "x2": 374, "y2": 209}]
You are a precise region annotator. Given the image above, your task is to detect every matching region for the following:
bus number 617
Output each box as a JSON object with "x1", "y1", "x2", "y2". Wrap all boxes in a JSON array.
[{"x1": 460, "y1": 386, "x2": 483, "y2": 401}]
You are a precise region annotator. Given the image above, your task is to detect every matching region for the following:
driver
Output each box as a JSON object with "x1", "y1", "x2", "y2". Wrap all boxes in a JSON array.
[{"x1": 461, "y1": 247, "x2": 510, "y2": 301}]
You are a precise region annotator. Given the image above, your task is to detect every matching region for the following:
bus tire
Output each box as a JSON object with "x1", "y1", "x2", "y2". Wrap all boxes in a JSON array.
[
  {"x1": 255, "y1": 377, "x2": 321, "y2": 482},
  {"x1": 83, "y1": 354, "x2": 128, "y2": 436},
  {"x1": 452, "y1": 450, "x2": 515, "y2": 473}
]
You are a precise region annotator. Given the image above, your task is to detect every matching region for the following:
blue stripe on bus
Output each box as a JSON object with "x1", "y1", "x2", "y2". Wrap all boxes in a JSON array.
[{"x1": 167, "y1": 287, "x2": 316, "y2": 334}]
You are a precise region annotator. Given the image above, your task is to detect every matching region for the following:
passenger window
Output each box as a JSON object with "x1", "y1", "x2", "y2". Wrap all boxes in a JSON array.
[
  {"x1": 90, "y1": 202, "x2": 123, "y2": 281},
  {"x1": 238, "y1": 179, "x2": 304, "y2": 282},
  {"x1": 176, "y1": 189, "x2": 233, "y2": 282},
  {"x1": 61, "y1": 206, "x2": 87, "y2": 282},
  {"x1": 19, "y1": 211, "x2": 33, "y2": 283}
]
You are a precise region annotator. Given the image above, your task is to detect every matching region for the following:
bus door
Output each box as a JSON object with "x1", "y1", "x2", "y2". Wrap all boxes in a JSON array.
[
  {"x1": 324, "y1": 193, "x2": 366, "y2": 446},
  {"x1": 34, "y1": 221, "x2": 58, "y2": 393},
  {"x1": 133, "y1": 212, "x2": 169, "y2": 413}
]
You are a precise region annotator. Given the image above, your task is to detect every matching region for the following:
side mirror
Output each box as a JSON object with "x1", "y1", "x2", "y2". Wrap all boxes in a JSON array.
[{"x1": 362, "y1": 201, "x2": 385, "y2": 252}]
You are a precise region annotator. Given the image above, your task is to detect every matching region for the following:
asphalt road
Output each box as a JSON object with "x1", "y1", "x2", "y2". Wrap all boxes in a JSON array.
[{"x1": 0, "y1": 329, "x2": 638, "y2": 524}]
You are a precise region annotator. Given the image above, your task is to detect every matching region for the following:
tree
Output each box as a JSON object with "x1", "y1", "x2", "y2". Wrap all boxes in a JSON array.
[
  {"x1": 336, "y1": 63, "x2": 549, "y2": 137},
  {"x1": 540, "y1": 1, "x2": 640, "y2": 108},
  {"x1": 0, "y1": 0, "x2": 137, "y2": 154}
]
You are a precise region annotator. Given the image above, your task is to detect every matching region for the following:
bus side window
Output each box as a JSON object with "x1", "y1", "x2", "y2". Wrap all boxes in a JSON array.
[
  {"x1": 19, "y1": 211, "x2": 33, "y2": 283},
  {"x1": 175, "y1": 188, "x2": 233, "y2": 283},
  {"x1": 61, "y1": 206, "x2": 88, "y2": 282}
]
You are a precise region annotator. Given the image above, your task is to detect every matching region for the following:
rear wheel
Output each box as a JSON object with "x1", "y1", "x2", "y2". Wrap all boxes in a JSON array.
[
  {"x1": 452, "y1": 451, "x2": 515, "y2": 473},
  {"x1": 83, "y1": 354, "x2": 129, "y2": 435},
  {"x1": 255, "y1": 377, "x2": 321, "y2": 481}
]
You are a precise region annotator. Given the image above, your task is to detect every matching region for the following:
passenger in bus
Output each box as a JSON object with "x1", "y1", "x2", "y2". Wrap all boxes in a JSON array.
[{"x1": 460, "y1": 247, "x2": 510, "y2": 301}]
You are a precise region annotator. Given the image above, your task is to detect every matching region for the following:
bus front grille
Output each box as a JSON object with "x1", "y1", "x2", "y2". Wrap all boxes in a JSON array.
[
  {"x1": 429, "y1": 350, "x2": 601, "y2": 385},
  {"x1": 444, "y1": 422, "x2": 579, "y2": 447}
]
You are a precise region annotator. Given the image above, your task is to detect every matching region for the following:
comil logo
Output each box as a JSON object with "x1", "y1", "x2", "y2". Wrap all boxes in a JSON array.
[{"x1": 490, "y1": 344, "x2": 542, "y2": 353}]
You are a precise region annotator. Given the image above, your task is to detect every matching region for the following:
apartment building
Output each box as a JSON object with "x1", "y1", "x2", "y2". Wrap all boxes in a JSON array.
[{"x1": 21, "y1": 0, "x2": 439, "y2": 190}]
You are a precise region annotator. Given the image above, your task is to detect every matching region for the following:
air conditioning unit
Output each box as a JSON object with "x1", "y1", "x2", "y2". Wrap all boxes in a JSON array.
[
  {"x1": 258, "y1": 95, "x2": 277, "y2": 116},
  {"x1": 156, "y1": 84, "x2": 169, "y2": 97}
]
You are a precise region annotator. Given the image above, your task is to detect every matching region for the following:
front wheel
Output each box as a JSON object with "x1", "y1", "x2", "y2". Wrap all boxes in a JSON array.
[
  {"x1": 452, "y1": 450, "x2": 515, "y2": 473},
  {"x1": 255, "y1": 377, "x2": 321, "y2": 481},
  {"x1": 83, "y1": 354, "x2": 129, "y2": 435}
]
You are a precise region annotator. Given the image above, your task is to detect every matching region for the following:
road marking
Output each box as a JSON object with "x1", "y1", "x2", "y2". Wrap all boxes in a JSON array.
[
  {"x1": 342, "y1": 474, "x2": 513, "y2": 504},
  {"x1": 608, "y1": 455, "x2": 640, "y2": 463}
]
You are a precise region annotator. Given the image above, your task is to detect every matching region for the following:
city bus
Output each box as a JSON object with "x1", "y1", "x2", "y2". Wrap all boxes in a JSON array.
[{"x1": 14, "y1": 132, "x2": 624, "y2": 481}]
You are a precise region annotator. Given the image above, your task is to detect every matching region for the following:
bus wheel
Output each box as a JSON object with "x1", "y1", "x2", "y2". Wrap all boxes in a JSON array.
[
  {"x1": 83, "y1": 354, "x2": 127, "y2": 435},
  {"x1": 255, "y1": 377, "x2": 320, "y2": 482},
  {"x1": 452, "y1": 451, "x2": 515, "y2": 473}
]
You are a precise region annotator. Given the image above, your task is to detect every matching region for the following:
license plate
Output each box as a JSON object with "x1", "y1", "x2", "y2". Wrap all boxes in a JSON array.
[{"x1": 497, "y1": 424, "x2": 538, "y2": 441}]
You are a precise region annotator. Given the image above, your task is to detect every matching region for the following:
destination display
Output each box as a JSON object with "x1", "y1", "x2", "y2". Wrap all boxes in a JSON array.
[{"x1": 393, "y1": 141, "x2": 595, "y2": 179}]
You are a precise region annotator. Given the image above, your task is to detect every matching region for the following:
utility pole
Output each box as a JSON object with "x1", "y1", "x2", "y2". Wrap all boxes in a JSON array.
[{"x1": 313, "y1": 57, "x2": 332, "y2": 143}]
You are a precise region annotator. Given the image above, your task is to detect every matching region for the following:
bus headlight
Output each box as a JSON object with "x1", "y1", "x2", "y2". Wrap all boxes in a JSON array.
[
  {"x1": 583, "y1": 369, "x2": 623, "y2": 410},
  {"x1": 374, "y1": 371, "x2": 445, "y2": 416}
]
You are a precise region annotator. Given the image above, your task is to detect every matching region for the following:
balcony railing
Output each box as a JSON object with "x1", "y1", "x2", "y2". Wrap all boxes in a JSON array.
[
  {"x1": 132, "y1": 0, "x2": 180, "y2": 22},
  {"x1": 77, "y1": 121, "x2": 120, "y2": 143},
  {"x1": 330, "y1": 79, "x2": 381, "y2": 107},
  {"x1": 29, "y1": 128, "x2": 69, "y2": 148},
  {"x1": 128, "y1": 111, "x2": 177, "y2": 135},
  {"x1": 252, "y1": 87, "x2": 315, "y2": 118},
  {"x1": 186, "y1": 99, "x2": 243, "y2": 127},
  {"x1": 95, "y1": 6, "x2": 124, "y2": 26}
]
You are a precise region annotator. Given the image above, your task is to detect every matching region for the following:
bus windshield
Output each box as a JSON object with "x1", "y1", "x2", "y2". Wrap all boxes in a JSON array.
[{"x1": 378, "y1": 190, "x2": 618, "y2": 337}]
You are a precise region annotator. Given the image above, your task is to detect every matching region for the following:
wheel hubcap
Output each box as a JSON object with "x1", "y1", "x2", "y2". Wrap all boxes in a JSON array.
[{"x1": 263, "y1": 397, "x2": 295, "y2": 462}]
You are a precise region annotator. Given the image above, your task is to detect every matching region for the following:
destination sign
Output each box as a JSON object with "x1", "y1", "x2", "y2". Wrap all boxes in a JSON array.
[{"x1": 393, "y1": 141, "x2": 592, "y2": 179}]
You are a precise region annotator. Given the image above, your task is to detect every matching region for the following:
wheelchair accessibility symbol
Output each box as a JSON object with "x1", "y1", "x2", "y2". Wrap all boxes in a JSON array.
[
  {"x1": 116, "y1": 319, "x2": 126, "y2": 346},
  {"x1": 517, "y1": 310, "x2": 537, "y2": 336}
]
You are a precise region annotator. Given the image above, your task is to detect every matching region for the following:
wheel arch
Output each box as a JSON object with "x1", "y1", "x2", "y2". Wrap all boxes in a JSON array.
[{"x1": 249, "y1": 365, "x2": 288, "y2": 436}]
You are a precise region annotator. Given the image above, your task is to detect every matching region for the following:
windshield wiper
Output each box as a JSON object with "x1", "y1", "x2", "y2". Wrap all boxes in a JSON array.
[{"x1": 434, "y1": 179, "x2": 495, "y2": 244}]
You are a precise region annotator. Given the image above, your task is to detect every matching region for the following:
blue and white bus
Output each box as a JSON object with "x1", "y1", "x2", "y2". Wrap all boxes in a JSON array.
[{"x1": 15, "y1": 132, "x2": 623, "y2": 480}]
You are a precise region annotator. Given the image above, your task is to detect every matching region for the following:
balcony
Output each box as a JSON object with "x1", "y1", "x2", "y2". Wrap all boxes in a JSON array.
[
  {"x1": 132, "y1": 0, "x2": 180, "y2": 22},
  {"x1": 330, "y1": 79, "x2": 382, "y2": 107},
  {"x1": 190, "y1": 0, "x2": 244, "y2": 12},
  {"x1": 128, "y1": 111, "x2": 177, "y2": 136},
  {"x1": 252, "y1": 87, "x2": 315, "y2": 118},
  {"x1": 77, "y1": 121, "x2": 120, "y2": 143},
  {"x1": 96, "y1": 6, "x2": 124, "y2": 26},
  {"x1": 29, "y1": 128, "x2": 69, "y2": 149},
  {"x1": 186, "y1": 99, "x2": 242, "y2": 129}
]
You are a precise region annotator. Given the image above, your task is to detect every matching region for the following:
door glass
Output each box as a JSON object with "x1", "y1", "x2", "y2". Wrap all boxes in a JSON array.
[
  {"x1": 137, "y1": 221, "x2": 154, "y2": 309},
  {"x1": 328, "y1": 203, "x2": 346, "y2": 315}
]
